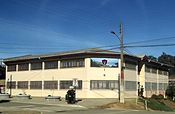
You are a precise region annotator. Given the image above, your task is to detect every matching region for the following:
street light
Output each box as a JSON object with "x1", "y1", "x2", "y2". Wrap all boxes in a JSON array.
[{"x1": 111, "y1": 22, "x2": 125, "y2": 103}]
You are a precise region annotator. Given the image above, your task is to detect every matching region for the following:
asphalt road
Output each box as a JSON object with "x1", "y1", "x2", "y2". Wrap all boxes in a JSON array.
[
  {"x1": 1, "y1": 109, "x2": 175, "y2": 114},
  {"x1": 0, "y1": 101, "x2": 175, "y2": 114}
]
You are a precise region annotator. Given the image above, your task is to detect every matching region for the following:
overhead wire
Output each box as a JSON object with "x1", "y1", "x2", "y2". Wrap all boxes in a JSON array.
[
  {"x1": 125, "y1": 36, "x2": 175, "y2": 45},
  {"x1": 125, "y1": 43, "x2": 175, "y2": 48}
]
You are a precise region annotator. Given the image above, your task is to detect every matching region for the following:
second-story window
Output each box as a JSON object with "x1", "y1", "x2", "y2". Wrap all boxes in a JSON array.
[
  {"x1": 44, "y1": 60, "x2": 58, "y2": 69},
  {"x1": 31, "y1": 62, "x2": 42, "y2": 70},
  {"x1": 18, "y1": 63, "x2": 29, "y2": 71},
  {"x1": 152, "y1": 68, "x2": 157, "y2": 74},
  {"x1": 7, "y1": 64, "x2": 16, "y2": 72},
  {"x1": 145, "y1": 66, "x2": 151, "y2": 73},
  {"x1": 60, "y1": 59, "x2": 84, "y2": 68}
]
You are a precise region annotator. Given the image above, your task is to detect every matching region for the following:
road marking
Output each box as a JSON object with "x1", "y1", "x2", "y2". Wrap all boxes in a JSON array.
[
  {"x1": 15, "y1": 105, "x2": 35, "y2": 108},
  {"x1": 106, "y1": 109, "x2": 141, "y2": 113},
  {"x1": 11, "y1": 100, "x2": 87, "y2": 109}
]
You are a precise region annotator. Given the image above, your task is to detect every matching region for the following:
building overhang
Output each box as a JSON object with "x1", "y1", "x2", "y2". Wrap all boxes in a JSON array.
[{"x1": 3, "y1": 48, "x2": 140, "y2": 65}]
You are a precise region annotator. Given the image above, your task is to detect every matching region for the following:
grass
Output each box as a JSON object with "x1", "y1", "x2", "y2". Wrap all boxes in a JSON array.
[{"x1": 146, "y1": 98, "x2": 173, "y2": 111}]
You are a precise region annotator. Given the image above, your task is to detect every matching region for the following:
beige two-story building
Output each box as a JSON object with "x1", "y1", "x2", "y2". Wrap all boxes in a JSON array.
[{"x1": 3, "y1": 48, "x2": 171, "y2": 98}]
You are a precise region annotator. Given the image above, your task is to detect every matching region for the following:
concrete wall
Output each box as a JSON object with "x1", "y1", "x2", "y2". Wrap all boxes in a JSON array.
[
  {"x1": 144, "y1": 71, "x2": 168, "y2": 97},
  {"x1": 124, "y1": 69, "x2": 138, "y2": 98},
  {"x1": 6, "y1": 57, "x2": 168, "y2": 99},
  {"x1": 5, "y1": 58, "x2": 121, "y2": 98}
]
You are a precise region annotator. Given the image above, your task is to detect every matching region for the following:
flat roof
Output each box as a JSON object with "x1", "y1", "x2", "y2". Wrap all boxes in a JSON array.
[
  {"x1": 3, "y1": 48, "x2": 139, "y2": 63},
  {"x1": 3, "y1": 48, "x2": 173, "y2": 68}
]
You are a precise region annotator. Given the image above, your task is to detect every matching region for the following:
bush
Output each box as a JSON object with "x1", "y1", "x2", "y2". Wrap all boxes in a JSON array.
[
  {"x1": 151, "y1": 94, "x2": 158, "y2": 99},
  {"x1": 151, "y1": 94, "x2": 164, "y2": 100}
]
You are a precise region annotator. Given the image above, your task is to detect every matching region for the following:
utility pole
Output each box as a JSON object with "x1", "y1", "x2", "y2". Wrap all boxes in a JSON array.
[
  {"x1": 119, "y1": 22, "x2": 125, "y2": 103},
  {"x1": 111, "y1": 22, "x2": 125, "y2": 103}
]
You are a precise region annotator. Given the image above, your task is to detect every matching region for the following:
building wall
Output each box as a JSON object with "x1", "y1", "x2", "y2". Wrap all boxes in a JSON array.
[
  {"x1": 86, "y1": 60, "x2": 119, "y2": 98},
  {"x1": 158, "y1": 73, "x2": 168, "y2": 96},
  {"x1": 144, "y1": 70, "x2": 168, "y2": 97},
  {"x1": 5, "y1": 56, "x2": 169, "y2": 99},
  {"x1": 145, "y1": 72, "x2": 157, "y2": 97},
  {"x1": 6, "y1": 68, "x2": 87, "y2": 97},
  {"x1": 6, "y1": 58, "x2": 122, "y2": 98},
  {"x1": 124, "y1": 69, "x2": 138, "y2": 98}
]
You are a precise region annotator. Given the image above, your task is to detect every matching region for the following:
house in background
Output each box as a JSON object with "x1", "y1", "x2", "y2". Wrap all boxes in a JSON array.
[{"x1": 3, "y1": 48, "x2": 171, "y2": 98}]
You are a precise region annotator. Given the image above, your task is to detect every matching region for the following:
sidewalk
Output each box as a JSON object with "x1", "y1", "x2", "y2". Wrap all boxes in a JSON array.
[{"x1": 10, "y1": 97, "x2": 118, "y2": 109}]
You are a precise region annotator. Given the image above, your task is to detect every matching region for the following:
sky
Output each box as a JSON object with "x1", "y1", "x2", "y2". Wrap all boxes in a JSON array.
[{"x1": 0, "y1": 0, "x2": 175, "y2": 58}]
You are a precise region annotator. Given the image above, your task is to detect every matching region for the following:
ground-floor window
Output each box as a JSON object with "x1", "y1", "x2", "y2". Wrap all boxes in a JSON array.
[
  {"x1": 159, "y1": 83, "x2": 168, "y2": 90},
  {"x1": 145, "y1": 82, "x2": 151, "y2": 91},
  {"x1": 152, "y1": 83, "x2": 157, "y2": 90},
  {"x1": 30, "y1": 81, "x2": 42, "y2": 89},
  {"x1": 145, "y1": 82, "x2": 167, "y2": 91},
  {"x1": 17, "y1": 81, "x2": 28, "y2": 89},
  {"x1": 60, "y1": 80, "x2": 82, "y2": 89},
  {"x1": 90, "y1": 80, "x2": 118, "y2": 89},
  {"x1": 7, "y1": 81, "x2": 16, "y2": 89},
  {"x1": 44, "y1": 81, "x2": 58, "y2": 89},
  {"x1": 125, "y1": 81, "x2": 137, "y2": 91}
]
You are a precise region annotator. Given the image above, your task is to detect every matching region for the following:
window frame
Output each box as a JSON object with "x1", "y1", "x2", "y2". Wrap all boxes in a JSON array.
[
  {"x1": 7, "y1": 64, "x2": 16, "y2": 72},
  {"x1": 59, "y1": 80, "x2": 82, "y2": 89},
  {"x1": 17, "y1": 81, "x2": 28, "y2": 89},
  {"x1": 44, "y1": 60, "x2": 58, "y2": 69},
  {"x1": 90, "y1": 80, "x2": 118, "y2": 90},
  {"x1": 30, "y1": 81, "x2": 42, "y2": 89},
  {"x1": 31, "y1": 62, "x2": 42, "y2": 70},
  {"x1": 18, "y1": 63, "x2": 29, "y2": 71},
  {"x1": 44, "y1": 81, "x2": 58, "y2": 89}
]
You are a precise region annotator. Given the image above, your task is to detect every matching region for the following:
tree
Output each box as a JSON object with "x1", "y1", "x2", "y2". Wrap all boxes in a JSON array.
[
  {"x1": 158, "y1": 52, "x2": 175, "y2": 75},
  {"x1": 158, "y1": 52, "x2": 175, "y2": 66},
  {"x1": 148, "y1": 55, "x2": 157, "y2": 61}
]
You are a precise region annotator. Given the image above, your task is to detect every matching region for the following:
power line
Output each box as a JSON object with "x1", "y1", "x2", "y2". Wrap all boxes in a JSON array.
[
  {"x1": 125, "y1": 36, "x2": 175, "y2": 45},
  {"x1": 125, "y1": 43, "x2": 175, "y2": 48},
  {"x1": 1, "y1": 35, "x2": 175, "y2": 50}
]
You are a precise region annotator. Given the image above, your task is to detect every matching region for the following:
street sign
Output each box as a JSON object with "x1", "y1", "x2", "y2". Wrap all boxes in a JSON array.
[{"x1": 72, "y1": 78, "x2": 78, "y2": 87}]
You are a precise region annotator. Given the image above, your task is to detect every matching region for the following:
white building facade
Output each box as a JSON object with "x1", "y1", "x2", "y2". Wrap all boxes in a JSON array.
[{"x1": 3, "y1": 48, "x2": 170, "y2": 98}]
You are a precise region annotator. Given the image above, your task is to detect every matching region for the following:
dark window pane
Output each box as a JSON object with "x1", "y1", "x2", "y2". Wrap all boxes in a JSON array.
[
  {"x1": 152, "y1": 83, "x2": 157, "y2": 90},
  {"x1": 152, "y1": 69, "x2": 157, "y2": 74},
  {"x1": 145, "y1": 82, "x2": 151, "y2": 91},
  {"x1": 7, "y1": 81, "x2": 16, "y2": 89},
  {"x1": 60, "y1": 80, "x2": 72, "y2": 89},
  {"x1": 60, "y1": 59, "x2": 84, "y2": 68},
  {"x1": 31, "y1": 62, "x2": 42, "y2": 70},
  {"x1": 60, "y1": 80, "x2": 82, "y2": 89},
  {"x1": 17, "y1": 81, "x2": 28, "y2": 89},
  {"x1": 125, "y1": 81, "x2": 137, "y2": 91},
  {"x1": 30, "y1": 81, "x2": 42, "y2": 89},
  {"x1": 7, "y1": 65, "x2": 16, "y2": 72},
  {"x1": 18, "y1": 63, "x2": 29, "y2": 71},
  {"x1": 45, "y1": 61, "x2": 58, "y2": 69},
  {"x1": 145, "y1": 66, "x2": 151, "y2": 73},
  {"x1": 125, "y1": 63, "x2": 136, "y2": 70},
  {"x1": 44, "y1": 81, "x2": 58, "y2": 89},
  {"x1": 90, "y1": 80, "x2": 118, "y2": 89}
]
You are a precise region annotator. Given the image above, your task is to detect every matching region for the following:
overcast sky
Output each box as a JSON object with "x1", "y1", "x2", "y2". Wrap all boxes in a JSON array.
[{"x1": 0, "y1": 0, "x2": 175, "y2": 58}]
